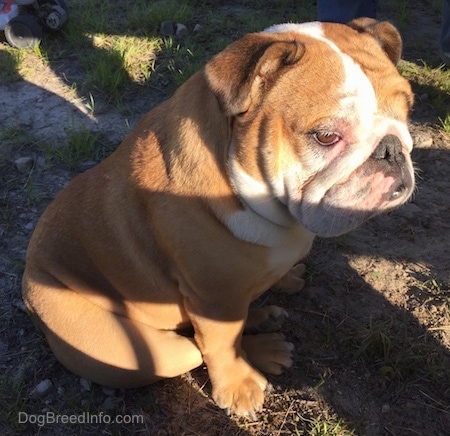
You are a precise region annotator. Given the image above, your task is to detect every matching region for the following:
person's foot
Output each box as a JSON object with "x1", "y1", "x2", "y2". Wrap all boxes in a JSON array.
[{"x1": 439, "y1": 48, "x2": 450, "y2": 66}]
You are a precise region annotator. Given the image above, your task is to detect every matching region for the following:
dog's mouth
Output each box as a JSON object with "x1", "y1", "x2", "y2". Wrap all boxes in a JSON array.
[
  {"x1": 369, "y1": 134, "x2": 414, "y2": 203},
  {"x1": 296, "y1": 134, "x2": 415, "y2": 237}
]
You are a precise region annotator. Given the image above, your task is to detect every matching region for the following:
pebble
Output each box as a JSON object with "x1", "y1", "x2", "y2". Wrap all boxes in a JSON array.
[
  {"x1": 102, "y1": 386, "x2": 116, "y2": 396},
  {"x1": 36, "y1": 156, "x2": 47, "y2": 169},
  {"x1": 161, "y1": 21, "x2": 188, "y2": 37},
  {"x1": 13, "y1": 299, "x2": 27, "y2": 313},
  {"x1": 175, "y1": 23, "x2": 188, "y2": 37},
  {"x1": 25, "y1": 221, "x2": 35, "y2": 231},
  {"x1": 160, "y1": 21, "x2": 175, "y2": 36},
  {"x1": 381, "y1": 404, "x2": 390, "y2": 413},
  {"x1": 14, "y1": 157, "x2": 34, "y2": 173},
  {"x1": 76, "y1": 160, "x2": 97, "y2": 172},
  {"x1": 80, "y1": 377, "x2": 91, "y2": 391},
  {"x1": 415, "y1": 135, "x2": 433, "y2": 148},
  {"x1": 102, "y1": 396, "x2": 117, "y2": 410},
  {"x1": 30, "y1": 379, "x2": 53, "y2": 398}
]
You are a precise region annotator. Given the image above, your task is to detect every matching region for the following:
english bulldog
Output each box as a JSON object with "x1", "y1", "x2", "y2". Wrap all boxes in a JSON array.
[{"x1": 22, "y1": 18, "x2": 415, "y2": 417}]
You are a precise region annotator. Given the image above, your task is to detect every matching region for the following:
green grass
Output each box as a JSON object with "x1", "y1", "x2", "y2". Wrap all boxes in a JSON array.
[
  {"x1": 307, "y1": 417, "x2": 355, "y2": 436},
  {"x1": 47, "y1": 123, "x2": 113, "y2": 170},
  {"x1": 399, "y1": 60, "x2": 450, "y2": 128},
  {"x1": 439, "y1": 114, "x2": 450, "y2": 133},
  {"x1": 0, "y1": 47, "x2": 23, "y2": 82},
  {"x1": 126, "y1": 0, "x2": 195, "y2": 32},
  {"x1": 0, "y1": 368, "x2": 30, "y2": 431},
  {"x1": 2, "y1": 0, "x2": 448, "y2": 136},
  {"x1": 394, "y1": 0, "x2": 412, "y2": 23}
]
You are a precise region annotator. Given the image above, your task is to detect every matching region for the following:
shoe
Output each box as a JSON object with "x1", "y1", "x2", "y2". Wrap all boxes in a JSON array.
[{"x1": 439, "y1": 48, "x2": 450, "y2": 66}]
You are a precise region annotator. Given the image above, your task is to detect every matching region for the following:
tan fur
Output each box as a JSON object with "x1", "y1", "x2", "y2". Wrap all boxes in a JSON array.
[{"x1": 22, "y1": 20, "x2": 414, "y2": 417}]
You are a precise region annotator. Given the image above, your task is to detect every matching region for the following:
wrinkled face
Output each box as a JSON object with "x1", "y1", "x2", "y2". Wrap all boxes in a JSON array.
[{"x1": 229, "y1": 22, "x2": 415, "y2": 238}]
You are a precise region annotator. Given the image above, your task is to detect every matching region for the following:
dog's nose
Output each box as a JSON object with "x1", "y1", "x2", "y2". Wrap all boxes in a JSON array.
[
  {"x1": 371, "y1": 134, "x2": 405, "y2": 164},
  {"x1": 372, "y1": 134, "x2": 409, "y2": 201}
]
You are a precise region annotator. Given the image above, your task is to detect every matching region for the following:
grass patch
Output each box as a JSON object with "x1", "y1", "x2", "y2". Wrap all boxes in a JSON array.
[
  {"x1": 127, "y1": 0, "x2": 195, "y2": 33},
  {"x1": 47, "y1": 123, "x2": 113, "y2": 169},
  {"x1": 307, "y1": 417, "x2": 355, "y2": 436},
  {"x1": 4, "y1": 0, "x2": 446, "y2": 132},
  {"x1": 0, "y1": 46, "x2": 24, "y2": 82},
  {"x1": 399, "y1": 60, "x2": 450, "y2": 125},
  {"x1": 0, "y1": 369, "x2": 30, "y2": 431}
]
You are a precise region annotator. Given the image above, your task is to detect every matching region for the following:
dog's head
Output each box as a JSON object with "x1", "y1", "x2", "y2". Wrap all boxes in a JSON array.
[{"x1": 205, "y1": 19, "x2": 414, "y2": 238}]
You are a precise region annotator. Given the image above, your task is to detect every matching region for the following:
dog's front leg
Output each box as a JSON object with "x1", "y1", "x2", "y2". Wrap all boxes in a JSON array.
[{"x1": 184, "y1": 297, "x2": 268, "y2": 418}]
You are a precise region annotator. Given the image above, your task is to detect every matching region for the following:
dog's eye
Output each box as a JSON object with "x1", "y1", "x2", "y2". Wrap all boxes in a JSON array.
[{"x1": 313, "y1": 132, "x2": 341, "y2": 146}]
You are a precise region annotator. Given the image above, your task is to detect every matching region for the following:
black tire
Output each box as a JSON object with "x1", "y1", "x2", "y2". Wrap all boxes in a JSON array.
[
  {"x1": 5, "y1": 15, "x2": 43, "y2": 49},
  {"x1": 37, "y1": 0, "x2": 69, "y2": 12},
  {"x1": 36, "y1": 0, "x2": 69, "y2": 31}
]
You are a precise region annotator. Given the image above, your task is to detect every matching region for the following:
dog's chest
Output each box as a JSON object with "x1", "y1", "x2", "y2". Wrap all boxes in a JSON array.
[
  {"x1": 224, "y1": 207, "x2": 315, "y2": 277},
  {"x1": 267, "y1": 226, "x2": 315, "y2": 278}
]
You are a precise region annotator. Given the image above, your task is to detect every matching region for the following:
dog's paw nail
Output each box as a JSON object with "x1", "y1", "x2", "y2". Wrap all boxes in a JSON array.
[
  {"x1": 281, "y1": 308, "x2": 289, "y2": 318},
  {"x1": 248, "y1": 410, "x2": 257, "y2": 421},
  {"x1": 265, "y1": 382, "x2": 274, "y2": 394}
]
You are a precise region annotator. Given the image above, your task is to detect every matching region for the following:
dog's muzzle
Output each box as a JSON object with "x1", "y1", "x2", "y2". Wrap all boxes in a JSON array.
[{"x1": 371, "y1": 134, "x2": 410, "y2": 201}]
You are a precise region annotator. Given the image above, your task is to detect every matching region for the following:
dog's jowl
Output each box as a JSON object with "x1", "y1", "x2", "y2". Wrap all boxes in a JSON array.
[{"x1": 23, "y1": 18, "x2": 415, "y2": 417}]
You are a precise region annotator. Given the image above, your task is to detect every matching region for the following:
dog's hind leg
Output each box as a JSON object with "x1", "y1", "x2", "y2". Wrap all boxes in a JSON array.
[{"x1": 23, "y1": 282, "x2": 203, "y2": 389}]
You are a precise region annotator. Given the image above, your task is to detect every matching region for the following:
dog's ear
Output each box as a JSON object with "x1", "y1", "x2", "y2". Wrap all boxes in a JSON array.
[
  {"x1": 205, "y1": 34, "x2": 305, "y2": 117},
  {"x1": 347, "y1": 17, "x2": 402, "y2": 65}
]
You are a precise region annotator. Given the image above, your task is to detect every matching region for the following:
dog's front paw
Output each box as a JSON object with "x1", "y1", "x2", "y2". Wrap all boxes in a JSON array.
[
  {"x1": 272, "y1": 263, "x2": 306, "y2": 294},
  {"x1": 242, "y1": 332, "x2": 294, "y2": 375},
  {"x1": 211, "y1": 358, "x2": 268, "y2": 418},
  {"x1": 246, "y1": 305, "x2": 288, "y2": 333}
]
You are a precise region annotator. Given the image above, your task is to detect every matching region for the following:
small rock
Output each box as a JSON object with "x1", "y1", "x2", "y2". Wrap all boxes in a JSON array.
[
  {"x1": 30, "y1": 379, "x2": 53, "y2": 398},
  {"x1": 14, "y1": 157, "x2": 34, "y2": 173},
  {"x1": 25, "y1": 221, "x2": 35, "y2": 231},
  {"x1": 175, "y1": 23, "x2": 188, "y2": 37},
  {"x1": 12, "y1": 299, "x2": 27, "y2": 313},
  {"x1": 420, "y1": 93, "x2": 429, "y2": 101},
  {"x1": 80, "y1": 378, "x2": 91, "y2": 391},
  {"x1": 193, "y1": 24, "x2": 202, "y2": 32},
  {"x1": 381, "y1": 404, "x2": 390, "y2": 413},
  {"x1": 102, "y1": 396, "x2": 117, "y2": 410},
  {"x1": 102, "y1": 386, "x2": 116, "y2": 396},
  {"x1": 415, "y1": 135, "x2": 433, "y2": 148},
  {"x1": 36, "y1": 157, "x2": 47, "y2": 169},
  {"x1": 76, "y1": 160, "x2": 97, "y2": 172},
  {"x1": 160, "y1": 21, "x2": 175, "y2": 36}
]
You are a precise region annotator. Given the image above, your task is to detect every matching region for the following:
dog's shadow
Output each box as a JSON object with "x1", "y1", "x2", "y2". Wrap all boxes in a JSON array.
[{"x1": 156, "y1": 145, "x2": 450, "y2": 435}]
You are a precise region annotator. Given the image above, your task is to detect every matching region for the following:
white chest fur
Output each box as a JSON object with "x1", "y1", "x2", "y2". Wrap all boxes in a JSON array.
[{"x1": 224, "y1": 205, "x2": 315, "y2": 276}]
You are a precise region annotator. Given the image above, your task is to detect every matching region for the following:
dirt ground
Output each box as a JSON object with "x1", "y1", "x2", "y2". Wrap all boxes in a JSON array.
[{"x1": 0, "y1": 2, "x2": 449, "y2": 435}]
